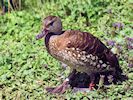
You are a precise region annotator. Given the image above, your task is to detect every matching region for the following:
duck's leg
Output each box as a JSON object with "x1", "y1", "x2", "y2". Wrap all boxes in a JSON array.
[
  {"x1": 51, "y1": 69, "x2": 76, "y2": 93},
  {"x1": 98, "y1": 75, "x2": 105, "y2": 89},
  {"x1": 89, "y1": 73, "x2": 96, "y2": 90}
]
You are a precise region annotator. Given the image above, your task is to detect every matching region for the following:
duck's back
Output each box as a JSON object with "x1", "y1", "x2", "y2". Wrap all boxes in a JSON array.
[{"x1": 48, "y1": 30, "x2": 121, "y2": 74}]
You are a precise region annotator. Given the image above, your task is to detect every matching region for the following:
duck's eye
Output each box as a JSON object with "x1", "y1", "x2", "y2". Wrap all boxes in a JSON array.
[{"x1": 50, "y1": 22, "x2": 54, "y2": 26}]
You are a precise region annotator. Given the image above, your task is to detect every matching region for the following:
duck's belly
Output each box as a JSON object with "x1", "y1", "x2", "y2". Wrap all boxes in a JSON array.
[{"x1": 50, "y1": 49, "x2": 113, "y2": 75}]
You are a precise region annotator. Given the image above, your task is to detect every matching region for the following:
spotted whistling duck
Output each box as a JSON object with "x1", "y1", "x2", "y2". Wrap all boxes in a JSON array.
[{"x1": 36, "y1": 16, "x2": 122, "y2": 93}]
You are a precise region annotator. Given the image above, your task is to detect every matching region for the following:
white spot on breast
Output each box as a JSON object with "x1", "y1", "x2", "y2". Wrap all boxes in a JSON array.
[
  {"x1": 67, "y1": 51, "x2": 71, "y2": 55},
  {"x1": 106, "y1": 65, "x2": 110, "y2": 70},
  {"x1": 77, "y1": 54, "x2": 81, "y2": 58},
  {"x1": 101, "y1": 63, "x2": 107, "y2": 68},
  {"x1": 72, "y1": 53, "x2": 76, "y2": 57},
  {"x1": 64, "y1": 50, "x2": 67, "y2": 53},
  {"x1": 91, "y1": 56, "x2": 96, "y2": 60},
  {"x1": 66, "y1": 48, "x2": 69, "y2": 50},
  {"x1": 84, "y1": 59, "x2": 88, "y2": 62},
  {"x1": 86, "y1": 54, "x2": 91, "y2": 58},
  {"x1": 93, "y1": 62, "x2": 97, "y2": 66},
  {"x1": 99, "y1": 60, "x2": 103, "y2": 64},
  {"x1": 95, "y1": 56, "x2": 98, "y2": 60},
  {"x1": 82, "y1": 51, "x2": 86, "y2": 54},
  {"x1": 68, "y1": 41, "x2": 71, "y2": 43},
  {"x1": 90, "y1": 54, "x2": 93, "y2": 58},
  {"x1": 97, "y1": 64, "x2": 100, "y2": 68},
  {"x1": 76, "y1": 48, "x2": 80, "y2": 51},
  {"x1": 71, "y1": 48, "x2": 75, "y2": 50},
  {"x1": 107, "y1": 62, "x2": 109, "y2": 64},
  {"x1": 90, "y1": 60, "x2": 94, "y2": 65},
  {"x1": 81, "y1": 55, "x2": 86, "y2": 61}
]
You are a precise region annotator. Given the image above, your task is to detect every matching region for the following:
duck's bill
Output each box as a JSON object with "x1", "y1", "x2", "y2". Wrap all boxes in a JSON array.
[{"x1": 36, "y1": 30, "x2": 48, "y2": 40}]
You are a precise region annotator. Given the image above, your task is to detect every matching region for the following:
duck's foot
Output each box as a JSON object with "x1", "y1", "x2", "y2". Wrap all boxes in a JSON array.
[
  {"x1": 89, "y1": 73, "x2": 96, "y2": 90},
  {"x1": 46, "y1": 79, "x2": 69, "y2": 94},
  {"x1": 89, "y1": 83, "x2": 95, "y2": 90}
]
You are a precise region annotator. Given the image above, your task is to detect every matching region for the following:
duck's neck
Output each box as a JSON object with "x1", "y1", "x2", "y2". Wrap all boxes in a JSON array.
[{"x1": 45, "y1": 33, "x2": 54, "y2": 52}]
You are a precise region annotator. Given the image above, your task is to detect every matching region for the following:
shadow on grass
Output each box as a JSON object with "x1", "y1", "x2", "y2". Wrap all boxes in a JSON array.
[{"x1": 69, "y1": 71, "x2": 128, "y2": 89}]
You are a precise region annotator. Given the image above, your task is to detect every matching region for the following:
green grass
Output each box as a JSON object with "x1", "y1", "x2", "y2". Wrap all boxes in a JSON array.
[{"x1": 0, "y1": 0, "x2": 133, "y2": 99}]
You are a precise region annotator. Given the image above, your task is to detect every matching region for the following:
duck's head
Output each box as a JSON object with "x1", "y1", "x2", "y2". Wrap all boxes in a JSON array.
[{"x1": 36, "y1": 16, "x2": 62, "y2": 40}]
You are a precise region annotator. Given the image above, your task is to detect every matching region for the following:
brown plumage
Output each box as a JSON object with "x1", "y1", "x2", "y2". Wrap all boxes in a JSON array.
[{"x1": 36, "y1": 16, "x2": 122, "y2": 93}]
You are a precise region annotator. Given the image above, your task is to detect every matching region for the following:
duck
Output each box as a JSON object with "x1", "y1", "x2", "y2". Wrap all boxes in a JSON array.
[{"x1": 36, "y1": 16, "x2": 122, "y2": 93}]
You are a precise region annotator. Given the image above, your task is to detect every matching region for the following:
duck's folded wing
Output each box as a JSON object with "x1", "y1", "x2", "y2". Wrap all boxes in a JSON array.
[
  {"x1": 58, "y1": 30, "x2": 121, "y2": 72},
  {"x1": 63, "y1": 30, "x2": 107, "y2": 61}
]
